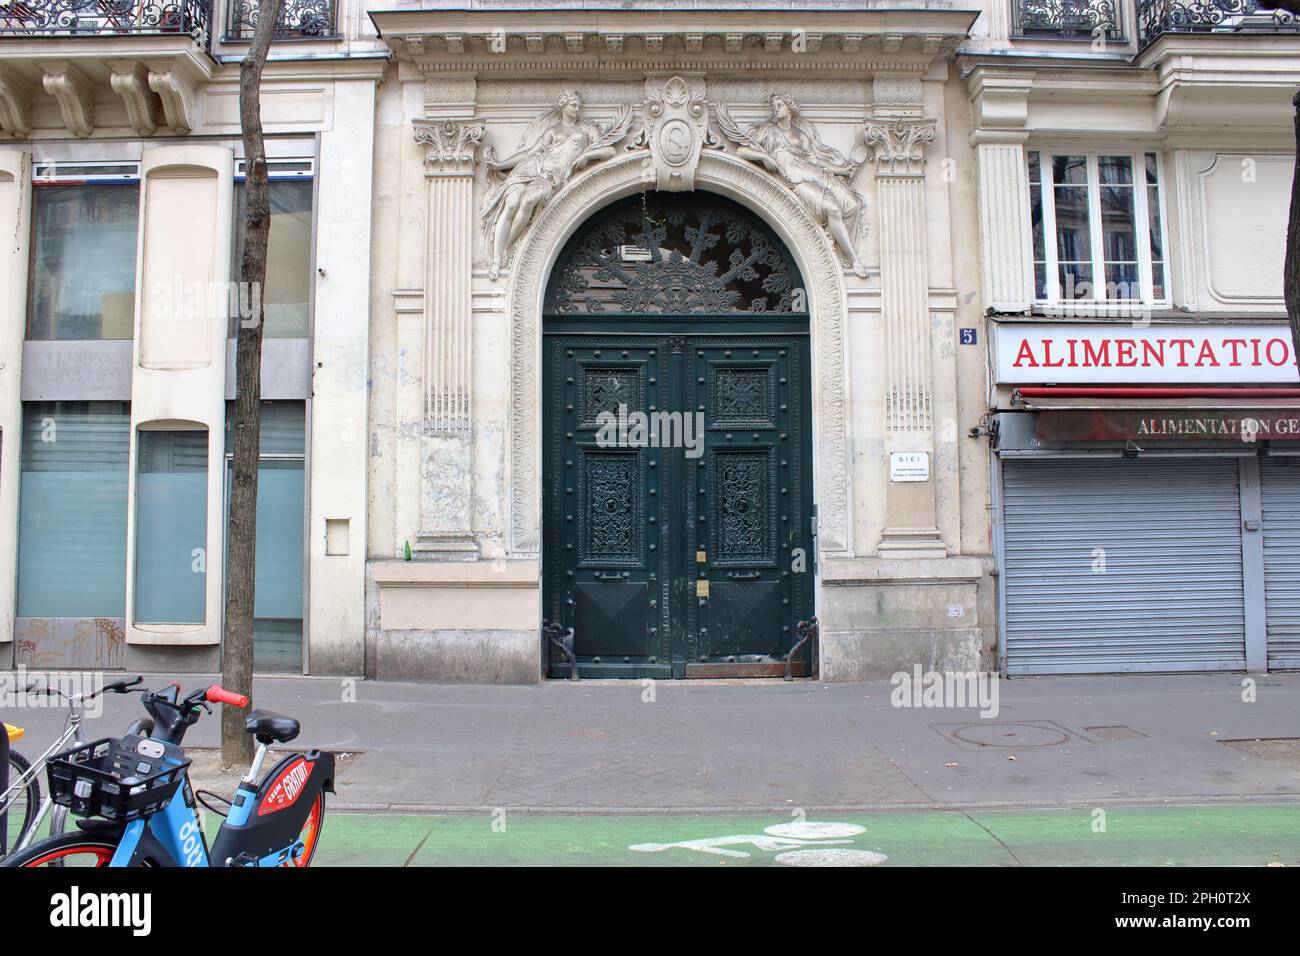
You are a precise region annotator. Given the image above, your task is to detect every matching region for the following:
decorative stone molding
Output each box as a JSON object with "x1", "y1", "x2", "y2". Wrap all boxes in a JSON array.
[
  {"x1": 40, "y1": 63, "x2": 95, "y2": 139},
  {"x1": 109, "y1": 63, "x2": 158, "y2": 137},
  {"x1": 975, "y1": 143, "x2": 1032, "y2": 313},
  {"x1": 872, "y1": 74, "x2": 924, "y2": 118},
  {"x1": 414, "y1": 118, "x2": 484, "y2": 176},
  {"x1": 414, "y1": 119, "x2": 483, "y2": 432},
  {"x1": 864, "y1": 118, "x2": 937, "y2": 177},
  {"x1": 506, "y1": 149, "x2": 850, "y2": 556},
  {"x1": 865, "y1": 115, "x2": 936, "y2": 435},
  {"x1": 147, "y1": 69, "x2": 197, "y2": 135},
  {"x1": 423, "y1": 75, "x2": 476, "y2": 119},
  {"x1": 373, "y1": 10, "x2": 980, "y2": 76},
  {"x1": 715, "y1": 93, "x2": 868, "y2": 276},
  {"x1": 0, "y1": 67, "x2": 32, "y2": 138},
  {"x1": 480, "y1": 90, "x2": 633, "y2": 280},
  {"x1": 408, "y1": 116, "x2": 485, "y2": 558},
  {"x1": 636, "y1": 75, "x2": 711, "y2": 191},
  {"x1": 965, "y1": 68, "x2": 1033, "y2": 312}
]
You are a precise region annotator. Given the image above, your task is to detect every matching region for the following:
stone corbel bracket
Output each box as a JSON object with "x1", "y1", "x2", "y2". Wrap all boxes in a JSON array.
[
  {"x1": 40, "y1": 62, "x2": 95, "y2": 139},
  {"x1": 0, "y1": 66, "x2": 33, "y2": 138},
  {"x1": 965, "y1": 69, "x2": 1032, "y2": 145},
  {"x1": 147, "y1": 64, "x2": 201, "y2": 135},
  {"x1": 109, "y1": 62, "x2": 159, "y2": 137}
]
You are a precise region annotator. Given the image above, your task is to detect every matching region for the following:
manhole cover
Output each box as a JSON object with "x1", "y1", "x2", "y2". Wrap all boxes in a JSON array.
[
  {"x1": 1085, "y1": 725, "x2": 1147, "y2": 740},
  {"x1": 949, "y1": 722, "x2": 1070, "y2": 748}
]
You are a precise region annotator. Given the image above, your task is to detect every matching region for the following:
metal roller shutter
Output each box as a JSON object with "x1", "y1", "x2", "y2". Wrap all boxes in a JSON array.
[
  {"x1": 1002, "y1": 458, "x2": 1246, "y2": 674},
  {"x1": 1261, "y1": 457, "x2": 1300, "y2": 669}
]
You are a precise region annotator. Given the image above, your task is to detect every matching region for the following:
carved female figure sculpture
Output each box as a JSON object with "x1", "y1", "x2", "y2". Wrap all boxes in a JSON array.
[
  {"x1": 717, "y1": 93, "x2": 867, "y2": 277},
  {"x1": 480, "y1": 90, "x2": 632, "y2": 280}
]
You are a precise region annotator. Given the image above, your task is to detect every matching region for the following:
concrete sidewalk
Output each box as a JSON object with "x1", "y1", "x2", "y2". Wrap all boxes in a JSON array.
[{"x1": 6, "y1": 672, "x2": 1300, "y2": 811}]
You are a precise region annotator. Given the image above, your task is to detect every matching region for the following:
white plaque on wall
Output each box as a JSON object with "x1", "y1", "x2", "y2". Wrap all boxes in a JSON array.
[{"x1": 890, "y1": 452, "x2": 929, "y2": 482}]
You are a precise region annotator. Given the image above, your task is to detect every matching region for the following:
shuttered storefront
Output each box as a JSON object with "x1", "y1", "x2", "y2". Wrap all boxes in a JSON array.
[
  {"x1": 1261, "y1": 457, "x2": 1300, "y2": 669},
  {"x1": 1001, "y1": 458, "x2": 1247, "y2": 674}
]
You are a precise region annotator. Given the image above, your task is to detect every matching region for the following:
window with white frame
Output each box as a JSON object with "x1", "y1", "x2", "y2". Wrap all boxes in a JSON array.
[{"x1": 1027, "y1": 151, "x2": 1168, "y2": 305}]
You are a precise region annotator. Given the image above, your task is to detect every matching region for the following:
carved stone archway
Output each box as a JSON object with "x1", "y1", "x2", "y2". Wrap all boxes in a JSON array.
[{"x1": 507, "y1": 148, "x2": 851, "y2": 558}]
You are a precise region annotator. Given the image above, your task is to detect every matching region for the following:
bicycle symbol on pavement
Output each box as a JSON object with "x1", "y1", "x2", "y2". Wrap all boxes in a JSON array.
[{"x1": 630, "y1": 821, "x2": 888, "y2": 866}]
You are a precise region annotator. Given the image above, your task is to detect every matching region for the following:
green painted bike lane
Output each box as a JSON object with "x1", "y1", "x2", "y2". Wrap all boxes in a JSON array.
[{"x1": 302, "y1": 804, "x2": 1300, "y2": 867}]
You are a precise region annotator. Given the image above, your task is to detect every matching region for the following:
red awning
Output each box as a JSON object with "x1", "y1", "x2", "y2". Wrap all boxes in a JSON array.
[{"x1": 1014, "y1": 386, "x2": 1300, "y2": 409}]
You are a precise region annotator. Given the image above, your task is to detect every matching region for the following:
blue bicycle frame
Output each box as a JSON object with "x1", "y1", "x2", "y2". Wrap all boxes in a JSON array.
[{"x1": 108, "y1": 746, "x2": 317, "y2": 868}]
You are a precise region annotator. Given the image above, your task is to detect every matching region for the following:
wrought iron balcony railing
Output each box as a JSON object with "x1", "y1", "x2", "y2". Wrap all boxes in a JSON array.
[
  {"x1": 0, "y1": 0, "x2": 212, "y2": 42},
  {"x1": 1139, "y1": 0, "x2": 1300, "y2": 48},
  {"x1": 1013, "y1": 0, "x2": 1125, "y2": 39},
  {"x1": 223, "y1": 0, "x2": 336, "y2": 40}
]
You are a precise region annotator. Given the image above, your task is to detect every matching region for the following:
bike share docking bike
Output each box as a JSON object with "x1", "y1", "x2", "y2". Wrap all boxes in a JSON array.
[{"x1": 3, "y1": 679, "x2": 334, "y2": 868}]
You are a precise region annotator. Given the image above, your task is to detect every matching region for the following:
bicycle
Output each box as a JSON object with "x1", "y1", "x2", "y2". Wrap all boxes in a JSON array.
[
  {"x1": 3, "y1": 681, "x2": 334, "y2": 867},
  {"x1": 1, "y1": 676, "x2": 150, "y2": 860},
  {"x1": 3, "y1": 721, "x2": 37, "y2": 857}
]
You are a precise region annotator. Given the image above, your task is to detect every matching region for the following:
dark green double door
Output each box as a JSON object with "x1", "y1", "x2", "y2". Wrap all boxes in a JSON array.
[{"x1": 542, "y1": 329, "x2": 815, "y2": 679}]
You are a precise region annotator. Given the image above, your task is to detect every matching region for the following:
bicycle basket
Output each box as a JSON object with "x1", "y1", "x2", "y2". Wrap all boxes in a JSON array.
[{"x1": 46, "y1": 735, "x2": 191, "y2": 821}]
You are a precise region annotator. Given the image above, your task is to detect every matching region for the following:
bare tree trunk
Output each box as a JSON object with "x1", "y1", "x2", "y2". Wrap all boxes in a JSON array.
[
  {"x1": 1287, "y1": 88, "x2": 1300, "y2": 369},
  {"x1": 222, "y1": 0, "x2": 284, "y2": 769}
]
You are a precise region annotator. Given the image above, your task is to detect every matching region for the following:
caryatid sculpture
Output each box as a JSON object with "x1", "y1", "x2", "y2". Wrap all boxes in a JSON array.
[
  {"x1": 480, "y1": 90, "x2": 634, "y2": 281},
  {"x1": 717, "y1": 93, "x2": 868, "y2": 277}
]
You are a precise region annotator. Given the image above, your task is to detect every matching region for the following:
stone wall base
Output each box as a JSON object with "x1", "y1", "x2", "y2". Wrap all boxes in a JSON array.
[
  {"x1": 816, "y1": 555, "x2": 996, "y2": 681},
  {"x1": 368, "y1": 559, "x2": 542, "y2": 684},
  {"x1": 374, "y1": 628, "x2": 540, "y2": 683}
]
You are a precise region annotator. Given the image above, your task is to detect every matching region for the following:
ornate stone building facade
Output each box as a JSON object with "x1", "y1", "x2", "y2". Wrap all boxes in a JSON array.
[
  {"x1": 1, "y1": 0, "x2": 1298, "y2": 681},
  {"x1": 367, "y1": 2, "x2": 992, "y2": 681}
]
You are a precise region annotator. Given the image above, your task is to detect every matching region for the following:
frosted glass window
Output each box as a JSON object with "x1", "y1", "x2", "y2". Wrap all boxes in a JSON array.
[
  {"x1": 135, "y1": 429, "x2": 208, "y2": 624},
  {"x1": 224, "y1": 401, "x2": 305, "y2": 671},
  {"x1": 16, "y1": 402, "x2": 130, "y2": 617},
  {"x1": 28, "y1": 185, "x2": 139, "y2": 340},
  {"x1": 230, "y1": 180, "x2": 312, "y2": 338}
]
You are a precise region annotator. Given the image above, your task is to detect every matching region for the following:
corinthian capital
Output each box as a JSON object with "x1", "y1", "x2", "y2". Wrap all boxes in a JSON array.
[
  {"x1": 864, "y1": 119, "x2": 937, "y2": 177},
  {"x1": 414, "y1": 119, "x2": 485, "y2": 176}
]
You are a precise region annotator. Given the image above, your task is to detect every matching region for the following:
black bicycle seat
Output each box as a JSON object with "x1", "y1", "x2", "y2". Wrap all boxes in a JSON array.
[{"x1": 244, "y1": 710, "x2": 301, "y2": 744}]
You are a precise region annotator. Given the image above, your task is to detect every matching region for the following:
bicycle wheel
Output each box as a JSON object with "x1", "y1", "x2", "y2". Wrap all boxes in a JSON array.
[
  {"x1": 1, "y1": 831, "x2": 120, "y2": 868},
  {"x1": 1, "y1": 750, "x2": 39, "y2": 859},
  {"x1": 283, "y1": 794, "x2": 325, "y2": 867}
]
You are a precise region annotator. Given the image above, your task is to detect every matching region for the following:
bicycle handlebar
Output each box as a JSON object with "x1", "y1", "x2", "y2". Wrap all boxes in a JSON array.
[{"x1": 205, "y1": 685, "x2": 250, "y2": 709}]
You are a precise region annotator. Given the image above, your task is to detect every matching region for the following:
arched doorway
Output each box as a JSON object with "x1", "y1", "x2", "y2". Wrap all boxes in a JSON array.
[{"x1": 542, "y1": 192, "x2": 815, "y2": 679}]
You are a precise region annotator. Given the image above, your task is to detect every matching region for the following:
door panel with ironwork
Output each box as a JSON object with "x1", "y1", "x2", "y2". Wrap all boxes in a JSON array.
[
  {"x1": 543, "y1": 340, "x2": 669, "y2": 678},
  {"x1": 541, "y1": 191, "x2": 814, "y2": 679},
  {"x1": 686, "y1": 339, "x2": 812, "y2": 676}
]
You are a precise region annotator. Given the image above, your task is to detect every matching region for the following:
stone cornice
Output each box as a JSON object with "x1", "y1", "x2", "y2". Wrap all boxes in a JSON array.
[{"x1": 370, "y1": 8, "x2": 979, "y2": 74}]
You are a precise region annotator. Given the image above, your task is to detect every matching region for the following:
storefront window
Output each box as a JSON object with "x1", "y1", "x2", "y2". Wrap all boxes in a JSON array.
[
  {"x1": 28, "y1": 184, "x2": 139, "y2": 340},
  {"x1": 224, "y1": 401, "x2": 306, "y2": 671},
  {"x1": 16, "y1": 402, "x2": 130, "y2": 617},
  {"x1": 231, "y1": 179, "x2": 313, "y2": 338},
  {"x1": 1027, "y1": 150, "x2": 1168, "y2": 305},
  {"x1": 135, "y1": 428, "x2": 208, "y2": 624}
]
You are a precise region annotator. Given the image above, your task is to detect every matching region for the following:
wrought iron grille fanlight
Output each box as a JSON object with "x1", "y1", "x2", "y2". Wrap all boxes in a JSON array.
[{"x1": 544, "y1": 193, "x2": 807, "y2": 316}]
